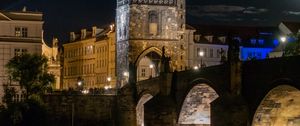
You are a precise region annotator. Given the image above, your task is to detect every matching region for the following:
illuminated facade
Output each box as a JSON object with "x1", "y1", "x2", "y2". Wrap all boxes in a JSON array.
[
  {"x1": 0, "y1": 9, "x2": 44, "y2": 103},
  {"x1": 186, "y1": 25, "x2": 278, "y2": 68},
  {"x1": 63, "y1": 26, "x2": 116, "y2": 90},
  {"x1": 116, "y1": 0, "x2": 187, "y2": 87}
]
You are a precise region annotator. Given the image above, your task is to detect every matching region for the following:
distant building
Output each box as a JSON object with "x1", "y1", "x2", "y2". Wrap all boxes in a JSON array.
[
  {"x1": 186, "y1": 25, "x2": 278, "y2": 68},
  {"x1": 63, "y1": 25, "x2": 116, "y2": 90},
  {"x1": 0, "y1": 9, "x2": 44, "y2": 102}
]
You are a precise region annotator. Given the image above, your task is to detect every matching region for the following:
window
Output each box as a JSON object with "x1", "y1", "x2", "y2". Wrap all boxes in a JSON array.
[
  {"x1": 217, "y1": 49, "x2": 220, "y2": 58},
  {"x1": 148, "y1": 11, "x2": 158, "y2": 35},
  {"x1": 141, "y1": 68, "x2": 146, "y2": 77},
  {"x1": 14, "y1": 48, "x2": 27, "y2": 56},
  {"x1": 210, "y1": 49, "x2": 213, "y2": 58},
  {"x1": 258, "y1": 39, "x2": 264, "y2": 45},
  {"x1": 194, "y1": 35, "x2": 200, "y2": 42},
  {"x1": 15, "y1": 27, "x2": 28, "y2": 37},
  {"x1": 250, "y1": 39, "x2": 256, "y2": 45},
  {"x1": 197, "y1": 48, "x2": 200, "y2": 57},
  {"x1": 204, "y1": 48, "x2": 207, "y2": 57}
]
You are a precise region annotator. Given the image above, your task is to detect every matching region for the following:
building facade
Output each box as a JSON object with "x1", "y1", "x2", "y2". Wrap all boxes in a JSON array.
[
  {"x1": 0, "y1": 9, "x2": 44, "y2": 102},
  {"x1": 185, "y1": 25, "x2": 278, "y2": 68},
  {"x1": 63, "y1": 26, "x2": 116, "y2": 90},
  {"x1": 116, "y1": 0, "x2": 187, "y2": 86}
]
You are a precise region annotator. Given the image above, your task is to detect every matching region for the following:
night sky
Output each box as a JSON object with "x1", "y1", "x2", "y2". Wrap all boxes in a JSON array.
[{"x1": 1, "y1": 0, "x2": 300, "y2": 44}]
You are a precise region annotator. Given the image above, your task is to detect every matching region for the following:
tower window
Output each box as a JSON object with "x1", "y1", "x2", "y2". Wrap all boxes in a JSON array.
[{"x1": 148, "y1": 11, "x2": 158, "y2": 35}]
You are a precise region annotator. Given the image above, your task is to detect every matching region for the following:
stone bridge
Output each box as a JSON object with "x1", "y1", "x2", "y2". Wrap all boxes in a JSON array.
[
  {"x1": 116, "y1": 56, "x2": 300, "y2": 126},
  {"x1": 44, "y1": 56, "x2": 300, "y2": 126}
]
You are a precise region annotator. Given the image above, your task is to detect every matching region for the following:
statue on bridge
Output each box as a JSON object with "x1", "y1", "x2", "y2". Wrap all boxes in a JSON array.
[
  {"x1": 228, "y1": 36, "x2": 240, "y2": 62},
  {"x1": 161, "y1": 46, "x2": 171, "y2": 73}
]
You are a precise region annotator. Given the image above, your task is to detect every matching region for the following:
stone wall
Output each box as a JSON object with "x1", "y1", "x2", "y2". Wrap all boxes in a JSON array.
[{"x1": 44, "y1": 95, "x2": 116, "y2": 126}]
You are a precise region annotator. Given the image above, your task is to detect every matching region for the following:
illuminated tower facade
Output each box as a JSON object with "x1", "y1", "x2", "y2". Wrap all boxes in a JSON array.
[{"x1": 116, "y1": 0, "x2": 186, "y2": 87}]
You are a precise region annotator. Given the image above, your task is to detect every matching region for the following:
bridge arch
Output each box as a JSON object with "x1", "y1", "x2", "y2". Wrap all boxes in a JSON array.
[
  {"x1": 135, "y1": 47, "x2": 162, "y2": 81},
  {"x1": 178, "y1": 81, "x2": 219, "y2": 125},
  {"x1": 252, "y1": 85, "x2": 300, "y2": 126},
  {"x1": 136, "y1": 93, "x2": 153, "y2": 126}
]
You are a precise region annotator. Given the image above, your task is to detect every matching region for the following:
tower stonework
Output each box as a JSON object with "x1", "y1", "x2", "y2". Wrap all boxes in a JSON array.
[{"x1": 116, "y1": 0, "x2": 186, "y2": 88}]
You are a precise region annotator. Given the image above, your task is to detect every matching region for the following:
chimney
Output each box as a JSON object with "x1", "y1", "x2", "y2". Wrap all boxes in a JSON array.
[
  {"x1": 92, "y1": 26, "x2": 97, "y2": 37},
  {"x1": 81, "y1": 29, "x2": 86, "y2": 40},
  {"x1": 70, "y1": 32, "x2": 76, "y2": 42}
]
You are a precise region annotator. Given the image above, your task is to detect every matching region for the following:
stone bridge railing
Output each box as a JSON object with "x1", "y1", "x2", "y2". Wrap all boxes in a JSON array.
[{"x1": 136, "y1": 77, "x2": 161, "y2": 97}]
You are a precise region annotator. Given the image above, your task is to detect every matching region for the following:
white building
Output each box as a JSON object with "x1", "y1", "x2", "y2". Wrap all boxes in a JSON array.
[
  {"x1": 0, "y1": 9, "x2": 44, "y2": 103},
  {"x1": 186, "y1": 25, "x2": 277, "y2": 68}
]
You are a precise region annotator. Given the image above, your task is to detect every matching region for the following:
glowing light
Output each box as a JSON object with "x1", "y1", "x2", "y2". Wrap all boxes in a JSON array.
[
  {"x1": 193, "y1": 66, "x2": 199, "y2": 70},
  {"x1": 280, "y1": 36, "x2": 287, "y2": 43},
  {"x1": 78, "y1": 81, "x2": 82, "y2": 86},
  {"x1": 82, "y1": 89, "x2": 89, "y2": 94},
  {"x1": 107, "y1": 77, "x2": 111, "y2": 82},
  {"x1": 123, "y1": 72, "x2": 129, "y2": 77},
  {"x1": 104, "y1": 86, "x2": 109, "y2": 90},
  {"x1": 149, "y1": 64, "x2": 154, "y2": 69},
  {"x1": 199, "y1": 51, "x2": 204, "y2": 57}
]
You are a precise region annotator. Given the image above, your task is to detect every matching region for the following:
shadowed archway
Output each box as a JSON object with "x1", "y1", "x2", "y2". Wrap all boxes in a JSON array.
[
  {"x1": 135, "y1": 47, "x2": 162, "y2": 81},
  {"x1": 136, "y1": 94, "x2": 153, "y2": 126}
]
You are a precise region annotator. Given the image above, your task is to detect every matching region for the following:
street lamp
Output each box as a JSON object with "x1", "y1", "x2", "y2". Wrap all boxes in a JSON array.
[
  {"x1": 280, "y1": 36, "x2": 287, "y2": 56},
  {"x1": 149, "y1": 64, "x2": 154, "y2": 78},
  {"x1": 199, "y1": 51, "x2": 204, "y2": 68},
  {"x1": 105, "y1": 77, "x2": 112, "y2": 90},
  {"x1": 280, "y1": 36, "x2": 287, "y2": 43},
  {"x1": 193, "y1": 66, "x2": 199, "y2": 70}
]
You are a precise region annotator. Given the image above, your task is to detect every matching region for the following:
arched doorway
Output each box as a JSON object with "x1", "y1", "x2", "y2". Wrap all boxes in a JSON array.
[
  {"x1": 252, "y1": 85, "x2": 300, "y2": 126},
  {"x1": 137, "y1": 51, "x2": 161, "y2": 81},
  {"x1": 178, "y1": 84, "x2": 219, "y2": 125},
  {"x1": 136, "y1": 94, "x2": 153, "y2": 126}
]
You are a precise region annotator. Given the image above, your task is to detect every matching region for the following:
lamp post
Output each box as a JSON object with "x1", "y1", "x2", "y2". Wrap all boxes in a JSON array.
[
  {"x1": 149, "y1": 64, "x2": 154, "y2": 78},
  {"x1": 77, "y1": 77, "x2": 83, "y2": 91},
  {"x1": 199, "y1": 51, "x2": 204, "y2": 68},
  {"x1": 105, "y1": 77, "x2": 112, "y2": 91},
  {"x1": 280, "y1": 36, "x2": 287, "y2": 56}
]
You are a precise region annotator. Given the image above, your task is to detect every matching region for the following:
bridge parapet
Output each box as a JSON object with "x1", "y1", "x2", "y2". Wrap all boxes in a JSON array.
[{"x1": 136, "y1": 77, "x2": 161, "y2": 97}]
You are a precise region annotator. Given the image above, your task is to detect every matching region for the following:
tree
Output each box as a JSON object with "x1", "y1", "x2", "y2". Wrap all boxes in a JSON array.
[
  {"x1": 0, "y1": 53, "x2": 54, "y2": 126},
  {"x1": 284, "y1": 33, "x2": 300, "y2": 56},
  {"x1": 5, "y1": 53, "x2": 55, "y2": 99}
]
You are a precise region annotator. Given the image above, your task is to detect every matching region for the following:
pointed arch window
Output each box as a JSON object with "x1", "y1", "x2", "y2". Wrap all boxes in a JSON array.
[{"x1": 148, "y1": 11, "x2": 159, "y2": 35}]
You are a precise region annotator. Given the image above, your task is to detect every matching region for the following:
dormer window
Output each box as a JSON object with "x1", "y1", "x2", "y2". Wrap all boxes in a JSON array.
[
  {"x1": 194, "y1": 34, "x2": 200, "y2": 42},
  {"x1": 148, "y1": 11, "x2": 158, "y2": 35},
  {"x1": 205, "y1": 36, "x2": 213, "y2": 43},
  {"x1": 15, "y1": 27, "x2": 28, "y2": 37},
  {"x1": 258, "y1": 39, "x2": 264, "y2": 45},
  {"x1": 250, "y1": 39, "x2": 256, "y2": 45}
]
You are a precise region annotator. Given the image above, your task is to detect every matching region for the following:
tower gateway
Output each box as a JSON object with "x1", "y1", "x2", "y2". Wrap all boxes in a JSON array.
[{"x1": 116, "y1": 0, "x2": 186, "y2": 87}]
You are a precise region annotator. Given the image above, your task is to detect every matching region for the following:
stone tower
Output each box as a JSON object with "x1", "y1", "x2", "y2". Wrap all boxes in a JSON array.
[{"x1": 116, "y1": 0, "x2": 186, "y2": 88}]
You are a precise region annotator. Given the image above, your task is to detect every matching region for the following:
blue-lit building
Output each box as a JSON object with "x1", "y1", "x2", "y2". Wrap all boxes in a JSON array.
[{"x1": 188, "y1": 25, "x2": 279, "y2": 67}]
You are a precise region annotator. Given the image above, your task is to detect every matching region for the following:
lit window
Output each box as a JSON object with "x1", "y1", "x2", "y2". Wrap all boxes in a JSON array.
[
  {"x1": 141, "y1": 68, "x2": 146, "y2": 77},
  {"x1": 15, "y1": 27, "x2": 28, "y2": 37},
  {"x1": 250, "y1": 39, "x2": 256, "y2": 45},
  {"x1": 258, "y1": 39, "x2": 264, "y2": 45},
  {"x1": 148, "y1": 11, "x2": 158, "y2": 35}
]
